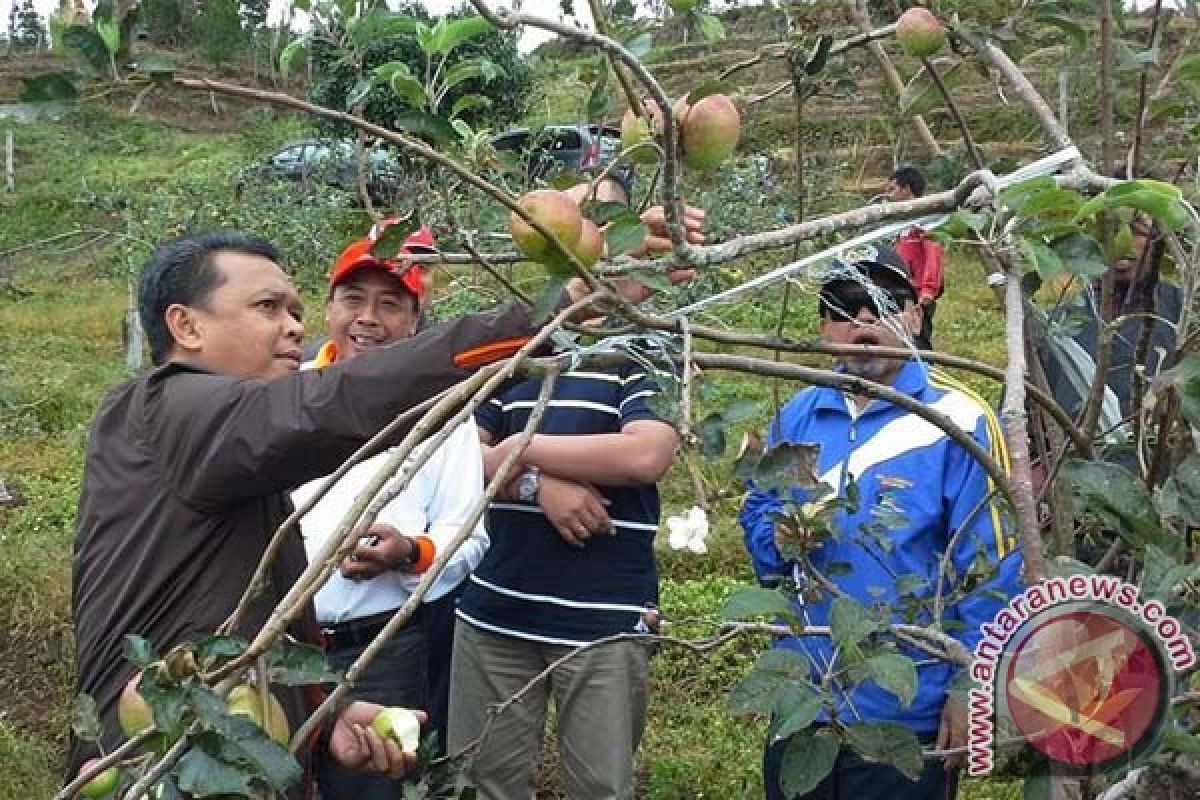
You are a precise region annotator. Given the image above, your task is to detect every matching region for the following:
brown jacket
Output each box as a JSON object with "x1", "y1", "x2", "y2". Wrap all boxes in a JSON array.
[{"x1": 69, "y1": 302, "x2": 539, "y2": 790}]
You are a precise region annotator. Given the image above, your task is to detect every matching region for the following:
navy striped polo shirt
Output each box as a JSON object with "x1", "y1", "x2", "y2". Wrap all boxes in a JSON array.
[{"x1": 458, "y1": 363, "x2": 663, "y2": 645}]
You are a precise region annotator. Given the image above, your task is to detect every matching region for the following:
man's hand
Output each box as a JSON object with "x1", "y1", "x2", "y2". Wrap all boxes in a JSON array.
[
  {"x1": 340, "y1": 523, "x2": 413, "y2": 581},
  {"x1": 634, "y1": 203, "x2": 706, "y2": 256},
  {"x1": 328, "y1": 701, "x2": 424, "y2": 779},
  {"x1": 538, "y1": 474, "x2": 614, "y2": 548},
  {"x1": 565, "y1": 203, "x2": 706, "y2": 308},
  {"x1": 936, "y1": 693, "x2": 967, "y2": 771},
  {"x1": 482, "y1": 437, "x2": 519, "y2": 482}
]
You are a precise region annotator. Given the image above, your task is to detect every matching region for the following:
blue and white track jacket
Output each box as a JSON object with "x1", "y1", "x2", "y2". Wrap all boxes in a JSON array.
[{"x1": 739, "y1": 359, "x2": 1024, "y2": 734}]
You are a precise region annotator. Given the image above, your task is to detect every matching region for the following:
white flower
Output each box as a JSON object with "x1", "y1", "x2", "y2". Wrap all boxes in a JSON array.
[{"x1": 666, "y1": 506, "x2": 710, "y2": 554}]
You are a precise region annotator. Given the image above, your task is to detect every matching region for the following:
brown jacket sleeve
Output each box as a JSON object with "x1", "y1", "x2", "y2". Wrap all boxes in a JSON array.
[{"x1": 147, "y1": 302, "x2": 538, "y2": 511}]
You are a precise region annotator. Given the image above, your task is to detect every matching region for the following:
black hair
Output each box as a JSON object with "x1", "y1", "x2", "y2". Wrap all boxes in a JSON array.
[
  {"x1": 138, "y1": 231, "x2": 282, "y2": 366},
  {"x1": 890, "y1": 166, "x2": 926, "y2": 198}
]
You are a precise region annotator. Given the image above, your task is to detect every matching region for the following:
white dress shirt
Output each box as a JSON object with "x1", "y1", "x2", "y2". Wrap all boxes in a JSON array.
[{"x1": 292, "y1": 419, "x2": 490, "y2": 626}]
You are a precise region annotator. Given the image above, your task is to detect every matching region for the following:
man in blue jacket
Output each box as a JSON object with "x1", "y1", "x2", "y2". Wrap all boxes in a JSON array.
[{"x1": 740, "y1": 244, "x2": 1023, "y2": 800}]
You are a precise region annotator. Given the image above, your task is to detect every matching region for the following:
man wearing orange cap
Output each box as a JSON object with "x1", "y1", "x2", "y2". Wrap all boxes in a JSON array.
[{"x1": 294, "y1": 221, "x2": 490, "y2": 798}]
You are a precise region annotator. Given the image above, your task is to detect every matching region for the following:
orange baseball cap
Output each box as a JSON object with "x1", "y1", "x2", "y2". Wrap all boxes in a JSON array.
[{"x1": 329, "y1": 220, "x2": 437, "y2": 299}]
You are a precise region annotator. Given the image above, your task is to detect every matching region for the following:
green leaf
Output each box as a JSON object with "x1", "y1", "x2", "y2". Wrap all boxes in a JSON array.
[
  {"x1": 586, "y1": 201, "x2": 631, "y2": 226},
  {"x1": 176, "y1": 745, "x2": 255, "y2": 797},
  {"x1": 1158, "y1": 454, "x2": 1200, "y2": 528},
  {"x1": 1019, "y1": 187, "x2": 1083, "y2": 218},
  {"x1": 202, "y1": 715, "x2": 302, "y2": 790},
  {"x1": 937, "y1": 210, "x2": 988, "y2": 239},
  {"x1": 533, "y1": 276, "x2": 569, "y2": 321},
  {"x1": 415, "y1": 21, "x2": 437, "y2": 55},
  {"x1": 266, "y1": 637, "x2": 339, "y2": 686},
  {"x1": 865, "y1": 653, "x2": 918, "y2": 707},
  {"x1": 770, "y1": 682, "x2": 824, "y2": 740},
  {"x1": 1161, "y1": 726, "x2": 1200, "y2": 756},
  {"x1": 1160, "y1": 355, "x2": 1200, "y2": 429},
  {"x1": 194, "y1": 634, "x2": 248, "y2": 670},
  {"x1": 370, "y1": 215, "x2": 420, "y2": 259},
  {"x1": 779, "y1": 727, "x2": 839, "y2": 797},
  {"x1": 695, "y1": 12, "x2": 725, "y2": 42},
  {"x1": 348, "y1": 10, "x2": 417, "y2": 49},
  {"x1": 728, "y1": 649, "x2": 810, "y2": 714},
  {"x1": 96, "y1": 19, "x2": 120, "y2": 56},
  {"x1": 697, "y1": 412, "x2": 727, "y2": 457},
  {"x1": 830, "y1": 596, "x2": 877, "y2": 649},
  {"x1": 138, "y1": 671, "x2": 189, "y2": 734},
  {"x1": 1075, "y1": 179, "x2": 1190, "y2": 231},
  {"x1": 1140, "y1": 543, "x2": 1199, "y2": 604},
  {"x1": 133, "y1": 55, "x2": 177, "y2": 79},
  {"x1": 625, "y1": 32, "x2": 653, "y2": 59},
  {"x1": 124, "y1": 634, "x2": 159, "y2": 668},
  {"x1": 754, "y1": 442, "x2": 820, "y2": 492},
  {"x1": 1062, "y1": 459, "x2": 1170, "y2": 553},
  {"x1": 71, "y1": 693, "x2": 102, "y2": 743},
  {"x1": 394, "y1": 111, "x2": 457, "y2": 146},
  {"x1": 62, "y1": 25, "x2": 110, "y2": 74},
  {"x1": 442, "y1": 58, "x2": 502, "y2": 96},
  {"x1": 1117, "y1": 43, "x2": 1159, "y2": 72},
  {"x1": 604, "y1": 215, "x2": 647, "y2": 257},
  {"x1": 720, "y1": 585, "x2": 796, "y2": 621},
  {"x1": 1019, "y1": 238, "x2": 1064, "y2": 282},
  {"x1": 804, "y1": 34, "x2": 834, "y2": 75},
  {"x1": 723, "y1": 399, "x2": 761, "y2": 424},
  {"x1": 430, "y1": 15, "x2": 494, "y2": 55},
  {"x1": 346, "y1": 77, "x2": 374, "y2": 109},
  {"x1": 1036, "y1": 13, "x2": 1086, "y2": 53},
  {"x1": 686, "y1": 80, "x2": 736, "y2": 104},
  {"x1": 19, "y1": 72, "x2": 79, "y2": 103},
  {"x1": 843, "y1": 722, "x2": 924, "y2": 780},
  {"x1": 450, "y1": 93, "x2": 491, "y2": 120},
  {"x1": 998, "y1": 176, "x2": 1057, "y2": 211},
  {"x1": 1051, "y1": 232, "x2": 1108, "y2": 280},
  {"x1": 279, "y1": 34, "x2": 310, "y2": 80}
]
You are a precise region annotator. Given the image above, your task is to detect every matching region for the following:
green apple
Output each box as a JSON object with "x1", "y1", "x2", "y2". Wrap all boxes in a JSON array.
[
  {"x1": 896, "y1": 7, "x2": 946, "y2": 58},
  {"x1": 371, "y1": 707, "x2": 421, "y2": 754},
  {"x1": 227, "y1": 683, "x2": 291, "y2": 746},
  {"x1": 79, "y1": 763, "x2": 120, "y2": 799}
]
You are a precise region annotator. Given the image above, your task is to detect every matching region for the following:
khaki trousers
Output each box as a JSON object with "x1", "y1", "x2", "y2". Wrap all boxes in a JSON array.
[{"x1": 447, "y1": 622, "x2": 650, "y2": 800}]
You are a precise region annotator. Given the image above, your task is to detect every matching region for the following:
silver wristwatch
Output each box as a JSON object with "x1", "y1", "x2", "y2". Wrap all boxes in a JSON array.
[{"x1": 515, "y1": 466, "x2": 541, "y2": 503}]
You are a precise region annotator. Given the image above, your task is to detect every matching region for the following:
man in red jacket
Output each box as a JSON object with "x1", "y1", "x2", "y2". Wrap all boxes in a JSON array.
[{"x1": 886, "y1": 166, "x2": 944, "y2": 350}]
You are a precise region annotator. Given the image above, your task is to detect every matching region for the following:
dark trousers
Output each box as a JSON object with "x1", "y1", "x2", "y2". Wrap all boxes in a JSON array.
[
  {"x1": 317, "y1": 616, "x2": 429, "y2": 800},
  {"x1": 763, "y1": 731, "x2": 958, "y2": 800},
  {"x1": 916, "y1": 299, "x2": 936, "y2": 351},
  {"x1": 421, "y1": 585, "x2": 463, "y2": 754}
]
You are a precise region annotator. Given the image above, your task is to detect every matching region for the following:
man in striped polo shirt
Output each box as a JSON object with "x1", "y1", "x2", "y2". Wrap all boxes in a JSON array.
[
  {"x1": 446, "y1": 178, "x2": 704, "y2": 800},
  {"x1": 449, "y1": 358, "x2": 675, "y2": 799}
]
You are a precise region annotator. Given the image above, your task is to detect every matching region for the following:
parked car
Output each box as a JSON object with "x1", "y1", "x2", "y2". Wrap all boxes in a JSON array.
[
  {"x1": 238, "y1": 138, "x2": 405, "y2": 205},
  {"x1": 490, "y1": 124, "x2": 633, "y2": 196}
]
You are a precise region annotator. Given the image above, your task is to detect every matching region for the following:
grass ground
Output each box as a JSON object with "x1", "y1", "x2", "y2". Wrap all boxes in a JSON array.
[{"x1": 0, "y1": 98, "x2": 1022, "y2": 799}]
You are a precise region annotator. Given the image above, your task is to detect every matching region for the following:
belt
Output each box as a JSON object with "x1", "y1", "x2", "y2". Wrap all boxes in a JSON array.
[{"x1": 321, "y1": 606, "x2": 425, "y2": 652}]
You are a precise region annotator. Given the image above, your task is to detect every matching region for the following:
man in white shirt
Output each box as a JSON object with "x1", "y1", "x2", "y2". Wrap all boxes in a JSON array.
[{"x1": 293, "y1": 221, "x2": 489, "y2": 799}]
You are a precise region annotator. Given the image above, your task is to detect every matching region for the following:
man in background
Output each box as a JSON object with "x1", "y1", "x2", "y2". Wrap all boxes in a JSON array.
[{"x1": 885, "y1": 166, "x2": 944, "y2": 350}]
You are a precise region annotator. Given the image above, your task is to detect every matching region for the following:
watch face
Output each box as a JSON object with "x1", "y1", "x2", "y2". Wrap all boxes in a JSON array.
[{"x1": 518, "y1": 470, "x2": 538, "y2": 502}]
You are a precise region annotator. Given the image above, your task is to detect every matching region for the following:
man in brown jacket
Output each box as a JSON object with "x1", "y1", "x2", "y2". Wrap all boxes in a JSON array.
[{"x1": 69, "y1": 230, "x2": 620, "y2": 795}]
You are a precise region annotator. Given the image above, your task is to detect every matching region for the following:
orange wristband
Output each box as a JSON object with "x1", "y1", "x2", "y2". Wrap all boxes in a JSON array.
[{"x1": 409, "y1": 535, "x2": 436, "y2": 574}]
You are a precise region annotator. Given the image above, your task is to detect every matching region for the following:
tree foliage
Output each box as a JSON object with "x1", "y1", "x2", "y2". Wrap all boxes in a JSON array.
[{"x1": 308, "y1": 4, "x2": 533, "y2": 138}]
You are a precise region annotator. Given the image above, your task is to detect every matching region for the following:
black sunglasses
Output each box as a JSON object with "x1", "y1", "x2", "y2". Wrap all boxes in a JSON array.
[{"x1": 819, "y1": 284, "x2": 913, "y2": 321}]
